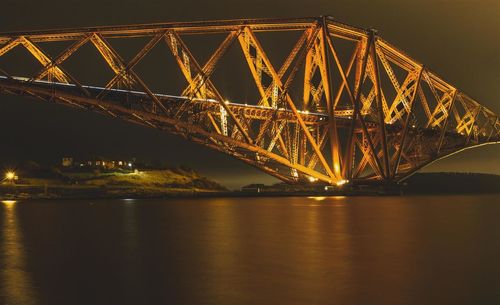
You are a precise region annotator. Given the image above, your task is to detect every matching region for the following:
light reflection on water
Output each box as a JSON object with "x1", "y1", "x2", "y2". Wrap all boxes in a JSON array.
[
  {"x1": 0, "y1": 195, "x2": 499, "y2": 305},
  {"x1": 1, "y1": 200, "x2": 37, "y2": 305}
]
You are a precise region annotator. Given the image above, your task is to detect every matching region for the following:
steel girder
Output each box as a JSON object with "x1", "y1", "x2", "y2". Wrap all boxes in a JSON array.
[{"x1": 0, "y1": 16, "x2": 498, "y2": 185}]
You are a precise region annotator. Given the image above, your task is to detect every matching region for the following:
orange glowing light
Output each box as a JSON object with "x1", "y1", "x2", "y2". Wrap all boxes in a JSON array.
[{"x1": 5, "y1": 171, "x2": 15, "y2": 180}]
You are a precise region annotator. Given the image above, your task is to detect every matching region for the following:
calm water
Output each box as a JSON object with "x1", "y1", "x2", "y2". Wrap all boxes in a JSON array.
[{"x1": 1, "y1": 196, "x2": 499, "y2": 305}]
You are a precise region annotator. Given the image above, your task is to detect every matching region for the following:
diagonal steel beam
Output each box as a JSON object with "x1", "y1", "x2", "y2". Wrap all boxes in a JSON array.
[
  {"x1": 91, "y1": 33, "x2": 168, "y2": 114},
  {"x1": 238, "y1": 24, "x2": 339, "y2": 180},
  {"x1": 0, "y1": 37, "x2": 22, "y2": 56},
  {"x1": 262, "y1": 24, "x2": 339, "y2": 181},
  {"x1": 436, "y1": 89, "x2": 458, "y2": 154},
  {"x1": 392, "y1": 65, "x2": 424, "y2": 177},
  {"x1": 166, "y1": 30, "x2": 253, "y2": 143},
  {"x1": 326, "y1": 32, "x2": 385, "y2": 179},
  {"x1": 33, "y1": 35, "x2": 90, "y2": 81},
  {"x1": 182, "y1": 30, "x2": 240, "y2": 98},
  {"x1": 19, "y1": 37, "x2": 70, "y2": 83},
  {"x1": 98, "y1": 32, "x2": 166, "y2": 98}
]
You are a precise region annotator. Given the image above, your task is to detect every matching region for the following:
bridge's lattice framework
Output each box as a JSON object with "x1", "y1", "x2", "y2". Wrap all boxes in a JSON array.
[{"x1": 0, "y1": 17, "x2": 498, "y2": 185}]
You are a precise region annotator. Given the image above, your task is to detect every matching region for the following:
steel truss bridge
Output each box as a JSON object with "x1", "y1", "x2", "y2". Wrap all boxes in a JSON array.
[{"x1": 0, "y1": 16, "x2": 498, "y2": 185}]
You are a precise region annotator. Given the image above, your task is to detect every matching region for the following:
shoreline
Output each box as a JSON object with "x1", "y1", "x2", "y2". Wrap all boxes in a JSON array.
[
  {"x1": 1, "y1": 169, "x2": 497, "y2": 201},
  {"x1": 1, "y1": 186, "x2": 498, "y2": 201}
]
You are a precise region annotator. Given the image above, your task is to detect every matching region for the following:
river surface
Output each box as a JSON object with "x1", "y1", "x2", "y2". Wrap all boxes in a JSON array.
[{"x1": 1, "y1": 195, "x2": 499, "y2": 305}]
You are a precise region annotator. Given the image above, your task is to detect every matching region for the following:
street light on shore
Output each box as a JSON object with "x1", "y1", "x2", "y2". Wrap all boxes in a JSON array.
[{"x1": 5, "y1": 171, "x2": 17, "y2": 182}]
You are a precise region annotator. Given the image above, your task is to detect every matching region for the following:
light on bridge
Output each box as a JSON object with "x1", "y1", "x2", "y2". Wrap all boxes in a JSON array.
[
  {"x1": 307, "y1": 176, "x2": 318, "y2": 183},
  {"x1": 336, "y1": 179, "x2": 349, "y2": 186}
]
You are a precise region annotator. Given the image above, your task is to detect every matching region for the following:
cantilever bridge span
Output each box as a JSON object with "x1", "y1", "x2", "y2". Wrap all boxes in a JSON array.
[{"x1": 0, "y1": 17, "x2": 498, "y2": 185}]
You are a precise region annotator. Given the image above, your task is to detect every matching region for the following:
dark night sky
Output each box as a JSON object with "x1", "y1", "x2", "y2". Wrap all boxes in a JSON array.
[{"x1": 0, "y1": 0, "x2": 499, "y2": 188}]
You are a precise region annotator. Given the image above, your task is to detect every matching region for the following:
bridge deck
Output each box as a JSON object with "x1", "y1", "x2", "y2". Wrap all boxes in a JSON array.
[{"x1": 0, "y1": 76, "x2": 357, "y2": 125}]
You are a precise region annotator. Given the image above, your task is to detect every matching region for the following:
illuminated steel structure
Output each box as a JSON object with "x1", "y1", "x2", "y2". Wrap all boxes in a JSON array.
[{"x1": 0, "y1": 17, "x2": 498, "y2": 185}]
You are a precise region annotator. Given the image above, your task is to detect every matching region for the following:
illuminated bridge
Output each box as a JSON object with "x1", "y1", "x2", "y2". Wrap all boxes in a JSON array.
[{"x1": 0, "y1": 17, "x2": 498, "y2": 185}]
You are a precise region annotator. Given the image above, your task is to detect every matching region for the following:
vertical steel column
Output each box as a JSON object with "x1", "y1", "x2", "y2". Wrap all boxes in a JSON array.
[
  {"x1": 343, "y1": 35, "x2": 372, "y2": 179},
  {"x1": 321, "y1": 17, "x2": 342, "y2": 178},
  {"x1": 369, "y1": 30, "x2": 390, "y2": 179}
]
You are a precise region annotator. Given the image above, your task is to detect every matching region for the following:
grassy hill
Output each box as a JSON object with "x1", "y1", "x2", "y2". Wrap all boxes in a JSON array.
[{"x1": 0, "y1": 164, "x2": 227, "y2": 199}]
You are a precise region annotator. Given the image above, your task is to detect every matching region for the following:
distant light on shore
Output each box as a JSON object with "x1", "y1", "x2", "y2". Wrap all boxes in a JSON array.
[{"x1": 5, "y1": 171, "x2": 16, "y2": 181}]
